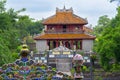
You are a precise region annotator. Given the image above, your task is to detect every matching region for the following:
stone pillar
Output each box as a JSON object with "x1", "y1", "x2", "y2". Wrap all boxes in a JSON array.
[
  {"x1": 66, "y1": 41, "x2": 68, "y2": 48},
  {"x1": 47, "y1": 40, "x2": 50, "y2": 50}
]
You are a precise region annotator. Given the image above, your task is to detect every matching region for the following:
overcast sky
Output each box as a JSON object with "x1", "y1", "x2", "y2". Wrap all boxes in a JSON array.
[{"x1": 6, "y1": 0, "x2": 117, "y2": 27}]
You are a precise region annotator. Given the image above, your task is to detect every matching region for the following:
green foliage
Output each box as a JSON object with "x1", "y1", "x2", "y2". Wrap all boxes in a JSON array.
[
  {"x1": 26, "y1": 20, "x2": 44, "y2": 35},
  {"x1": 77, "y1": 51, "x2": 84, "y2": 55},
  {"x1": 77, "y1": 41, "x2": 80, "y2": 49},
  {"x1": 82, "y1": 65, "x2": 89, "y2": 72},
  {"x1": 90, "y1": 54, "x2": 97, "y2": 60},
  {"x1": 94, "y1": 7, "x2": 120, "y2": 71},
  {"x1": 0, "y1": 0, "x2": 6, "y2": 13},
  {"x1": 50, "y1": 41, "x2": 53, "y2": 49},
  {"x1": 93, "y1": 15, "x2": 111, "y2": 35},
  {"x1": 11, "y1": 52, "x2": 19, "y2": 60},
  {"x1": 15, "y1": 15, "x2": 44, "y2": 40},
  {"x1": 0, "y1": 13, "x2": 12, "y2": 30},
  {"x1": 70, "y1": 68, "x2": 75, "y2": 75},
  {"x1": 0, "y1": 0, "x2": 44, "y2": 66},
  {"x1": 94, "y1": 76, "x2": 103, "y2": 80},
  {"x1": 52, "y1": 68, "x2": 56, "y2": 71},
  {"x1": 111, "y1": 64, "x2": 120, "y2": 72},
  {"x1": 70, "y1": 65, "x2": 89, "y2": 75}
]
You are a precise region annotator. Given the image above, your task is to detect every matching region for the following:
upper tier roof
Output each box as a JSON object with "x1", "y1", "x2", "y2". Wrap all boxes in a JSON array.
[{"x1": 42, "y1": 7, "x2": 88, "y2": 25}]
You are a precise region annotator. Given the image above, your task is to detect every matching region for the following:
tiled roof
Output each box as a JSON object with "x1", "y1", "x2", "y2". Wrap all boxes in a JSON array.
[
  {"x1": 42, "y1": 9, "x2": 88, "y2": 25},
  {"x1": 83, "y1": 26, "x2": 93, "y2": 33},
  {"x1": 34, "y1": 34, "x2": 95, "y2": 40}
]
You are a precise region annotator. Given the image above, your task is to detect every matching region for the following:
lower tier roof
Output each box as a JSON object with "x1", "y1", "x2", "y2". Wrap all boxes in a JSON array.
[{"x1": 34, "y1": 34, "x2": 95, "y2": 40}]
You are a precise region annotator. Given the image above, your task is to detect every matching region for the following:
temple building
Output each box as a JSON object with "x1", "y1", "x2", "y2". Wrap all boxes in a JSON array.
[{"x1": 34, "y1": 7, "x2": 95, "y2": 53}]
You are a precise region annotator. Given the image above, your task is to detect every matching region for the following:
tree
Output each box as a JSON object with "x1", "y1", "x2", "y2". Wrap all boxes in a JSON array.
[
  {"x1": 26, "y1": 20, "x2": 44, "y2": 35},
  {"x1": 110, "y1": 7, "x2": 120, "y2": 27},
  {"x1": 16, "y1": 15, "x2": 44, "y2": 40},
  {"x1": 93, "y1": 15, "x2": 111, "y2": 35},
  {"x1": 15, "y1": 15, "x2": 32, "y2": 40},
  {"x1": 94, "y1": 7, "x2": 120, "y2": 71},
  {"x1": 0, "y1": 0, "x2": 44, "y2": 66},
  {"x1": 0, "y1": 0, "x2": 24, "y2": 66},
  {"x1": 0, "y1": 30, "x2": 17, "y2": 65},
  {"x1": 0, "y1": 0, "x2": 6, "y2": 13}
]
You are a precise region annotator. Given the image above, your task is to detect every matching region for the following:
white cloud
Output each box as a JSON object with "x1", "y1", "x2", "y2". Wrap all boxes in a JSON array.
[{"x1": 6, "y1": 0, "x2": 117, "y2": 26}]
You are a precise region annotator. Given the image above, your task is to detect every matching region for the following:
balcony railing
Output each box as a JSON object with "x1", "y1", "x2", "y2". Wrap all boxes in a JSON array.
[{"x1": 44, "y1": 29, "x2": 84, "y2": 34}]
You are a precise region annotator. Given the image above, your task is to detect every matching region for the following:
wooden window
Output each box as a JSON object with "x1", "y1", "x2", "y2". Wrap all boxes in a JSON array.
[{"x1": 63, "y1": 25, "x2": 67, "y2": 32}]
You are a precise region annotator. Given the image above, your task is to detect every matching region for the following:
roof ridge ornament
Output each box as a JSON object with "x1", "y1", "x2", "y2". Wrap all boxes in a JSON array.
[
  {"x1": 63, "y1": 5, "x2": 66, "y2": 11},
  {"x1": 70, "y1": 7, "x2": 73, "y2": 12},
  {"x1": 56, "y1": 6, "x2": 73, "y2": 12},
  {"x1": 56, "y1": 7, "x2": 59, "y2": 12}
]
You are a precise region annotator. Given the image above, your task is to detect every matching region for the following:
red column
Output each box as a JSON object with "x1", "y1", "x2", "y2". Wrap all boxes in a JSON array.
[
  {"x1": 66, "y1": 41, "x2": 69, "y2": 48},
  {"x1": 71, "y1": 40, "x2": 73, "y2": 49},
  {"x1": 62, "y1": 41, "x2": 65, "y2": 46},
  {"x1": 66, "y1": 41, "x2": 68, "y2": 48},
  {"x1": 56, "y1": 40, "x2": 59, "y2": 47}
]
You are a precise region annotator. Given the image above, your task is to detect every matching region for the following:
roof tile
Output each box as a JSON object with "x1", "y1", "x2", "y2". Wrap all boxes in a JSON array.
[
  {"x1": 42, "y1": 10, "x2": 88, "y2": 25},
  {"x1": 34, "y1": 34, "x2": 95, "y2": 40}
]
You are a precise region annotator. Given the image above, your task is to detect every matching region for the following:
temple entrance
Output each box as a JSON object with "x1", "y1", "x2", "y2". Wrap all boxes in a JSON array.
[
  {"x1": 56, "y1": 59, "x2": 71, "y2": 72},
  {"x1": 48, "y1": 46, "x2": 74, "y2": 72}
]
